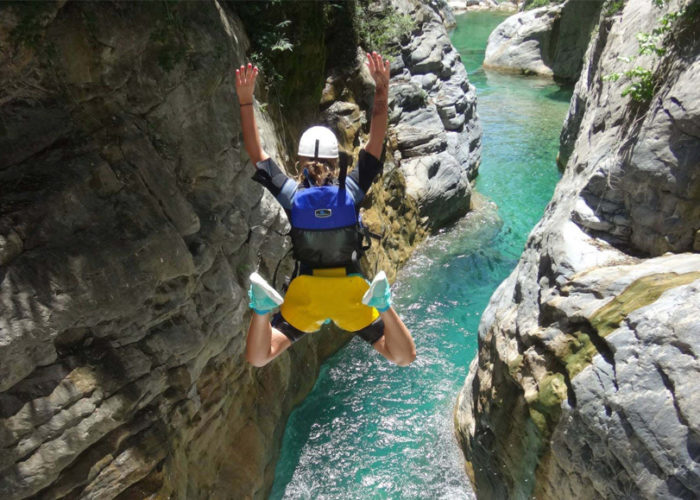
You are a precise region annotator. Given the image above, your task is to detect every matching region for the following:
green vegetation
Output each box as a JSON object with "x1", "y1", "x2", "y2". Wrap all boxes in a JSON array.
[
  {"x1": 604, "y1": 63, "x2": 655, "y2": 102},
  {"x1": 590, "y1": 272, "x2": 700, "y2": 337},
  {"x1": 6, "y1": 1, "x2": 54, "y2": 50},
  {"x1": 231, "y1": 0, "x2": 358, "y2": 149},
  {"x1": 522, "y1": 0, "x2": 565, "y2": 10},
  {"x1": 528, "y1": 373, "x2": 567, "y2": 435},
  {"x1": 603, "y1": 0, "x2": 692, "y2": 103},
  {"x1": 150, "y1": 2, "x2": 188, "y2": 72},
  {"x1": 355, "y1": 1, "x2": 415, "y2": 56},
  {"x1": 604, "y1": 0, "x2": 626, "y2": 17},
  {"x1": 232, "y1": 1, "x2": 355, "y2": 89},
  {"x1": 507, "y1": 354, "x2": 524, "y2": 378},
  {"x1": 247, "y1": 19, "x2": 294, "y2": 84},
  {"x1": 560, "y1": 331, "x2": 598, "y2": 379},
  {"x1": 527, "y1": 271, "x2": 700, "y2": 439}
]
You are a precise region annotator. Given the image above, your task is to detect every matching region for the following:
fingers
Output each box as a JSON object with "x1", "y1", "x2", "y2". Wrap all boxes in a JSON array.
[
  {"x1": 366, "y1": 52, "x2": 390, "y2": 76},
  {"x1": 373, "y1": 52, "x2": 383, "y2": 71},
  {"x1": 235, "y1": 63, "x2": 258, "y2": 87},
  {"x1": 367, "y1": 51, "x2": 382, "y2": 72},
  {"x1": 366, "y1": 52, "x2": 376, "y2": 73}
]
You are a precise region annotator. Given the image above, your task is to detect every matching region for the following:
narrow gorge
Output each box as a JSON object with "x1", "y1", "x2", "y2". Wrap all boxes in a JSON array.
[{"x1": 2, "y1": 0, "x2": 698, "y2": 498}]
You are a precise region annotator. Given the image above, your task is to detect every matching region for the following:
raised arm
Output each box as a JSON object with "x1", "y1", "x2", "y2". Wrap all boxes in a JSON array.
[
  {"x1": 235, "y1": 63, "x2": 269, "y2": 165},
  {"x1": 364, "y1": 52, "x2": 390, "y2": 160}
]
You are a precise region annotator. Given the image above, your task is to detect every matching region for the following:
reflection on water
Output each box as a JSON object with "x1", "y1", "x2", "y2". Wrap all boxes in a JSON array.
[{"x1": 271, "y1": 11, "x2": 572, "y2": 499}]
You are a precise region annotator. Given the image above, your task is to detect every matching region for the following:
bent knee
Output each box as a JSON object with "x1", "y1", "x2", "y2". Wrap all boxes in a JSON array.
[
  {"x1": 246, "y1": 352, "x2": 271, "y2": 368},
  {"x1": 394, "y1": 350, "x2": 416, "y2": 367}
]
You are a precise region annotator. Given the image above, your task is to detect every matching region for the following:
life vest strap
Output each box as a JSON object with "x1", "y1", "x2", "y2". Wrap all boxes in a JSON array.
[{"x1": 338, "y1": 151, "x2": 349, "y2": 191}]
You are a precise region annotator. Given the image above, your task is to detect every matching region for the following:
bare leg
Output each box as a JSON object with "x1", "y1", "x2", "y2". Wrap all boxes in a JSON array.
[
  {"x1": 372, "y1": 307, "x2": 416, "y2": 366},
  {"x1": 245, "y1": 312, "x2": 292, "y2": 367}
]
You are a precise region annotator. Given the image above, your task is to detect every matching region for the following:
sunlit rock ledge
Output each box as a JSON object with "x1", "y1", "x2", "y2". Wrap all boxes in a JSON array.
[
  {"x1": 447, "y1": 0, "x2": 519, "y2": 14},
  {"x1": 455, "y1": 0, "x2": 700, "y2": 498}
]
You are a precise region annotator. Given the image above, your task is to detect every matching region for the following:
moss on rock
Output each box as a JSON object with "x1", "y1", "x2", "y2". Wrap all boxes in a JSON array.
[
  {"x1": 527, "y1": 373, "x2": 567, "y2": 436},
  {"x1": 590, "y1": 272, "x2": 700, "y2": 337},
  {"x1": 561, "y1": 331, "x2": 598, "y2": 379}
]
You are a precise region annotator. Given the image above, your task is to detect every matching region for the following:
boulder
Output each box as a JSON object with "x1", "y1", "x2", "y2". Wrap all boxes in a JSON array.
[{"x1": 484, "y1": 0, "x2": 604, "y2": 81}]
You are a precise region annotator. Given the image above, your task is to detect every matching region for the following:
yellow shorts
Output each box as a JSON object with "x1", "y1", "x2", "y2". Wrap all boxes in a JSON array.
[{"x1": 279, "y1": 268, "x2": 380, "y2": 333}]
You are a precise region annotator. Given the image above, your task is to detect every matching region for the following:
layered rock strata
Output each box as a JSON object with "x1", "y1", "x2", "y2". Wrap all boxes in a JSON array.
[
  {"x1": 0, "y1": 1, "x2": 480, "y2": 498},
  {"x1": 484, "y1": 0, "x2": 604, "y2": 81},
  {"x1": 0, "y1": 3, "x2": 338, "y2": 498},
  {"x1": 456, "y1": 0, "x2": 700, "y2": 498},
  {"x1": 388, "y1": 0, "x2": 481, "y2": 230}
]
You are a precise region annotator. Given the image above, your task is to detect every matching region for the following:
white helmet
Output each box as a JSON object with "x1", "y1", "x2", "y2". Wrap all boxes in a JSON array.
[{"x1": 298, "y1": 126, "x2": 339, "y2": 159}]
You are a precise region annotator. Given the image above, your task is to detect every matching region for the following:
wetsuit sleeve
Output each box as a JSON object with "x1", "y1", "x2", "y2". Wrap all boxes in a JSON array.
[
  {"x1": 251, "y1": 157, "x2": 297, "y2": 210},
  {"x1": 347, "y1": 149, "x2": 383, "y2": 203}
]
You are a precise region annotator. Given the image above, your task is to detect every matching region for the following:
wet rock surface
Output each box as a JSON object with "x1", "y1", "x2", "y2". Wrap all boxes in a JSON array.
[{"x1": 455, "y1": 0, "x2": 700, "y2": 498}]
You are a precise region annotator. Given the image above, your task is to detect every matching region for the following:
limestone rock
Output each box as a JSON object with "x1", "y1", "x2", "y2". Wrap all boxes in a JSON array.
[
  {"x1": 456, "y1": 0, "x2": 700, "y2": 497},
  {"x1": 0, "y1": 0, "x2": 482, "y2": 497},
  {"x1": 389, "y1": 0, "x2": 481, "y2": 230},
  {"x1": 0, "y1": 3, "x2": 351, "y2": 498},
  {"x1": 316, "y1": 0, "x2": 482, "y2": 277},
  {"x1": 484, "y1": 0, "x2": 604, "y2": 81}
]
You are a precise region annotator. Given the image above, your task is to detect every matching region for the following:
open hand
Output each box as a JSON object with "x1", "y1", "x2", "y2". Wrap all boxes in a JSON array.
[
  {"x1": 366, "y1": 52, "x2": 390, "y2": 92},
  {"x1": 235, "y1": 63, "x2": 258, "y2": 105}
]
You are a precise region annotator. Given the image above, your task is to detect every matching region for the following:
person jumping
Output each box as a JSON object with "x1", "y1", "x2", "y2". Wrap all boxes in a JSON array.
[{"x1": 236, "y1": 52, "x2": 416, "y2": 367}]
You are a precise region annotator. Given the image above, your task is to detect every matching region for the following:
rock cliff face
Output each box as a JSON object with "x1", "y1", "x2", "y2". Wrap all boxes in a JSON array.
[
  {"x1": 455, "y1": 0, "x2": 700, "y2": 498},
  {"x1": 0, "y1": 3, "x2": 339, "y2": 498},
  {"x1": 390, "y1": 0, "x2": 481, "y2": 228},
  {"x1": 483, "y1": 0, "x2": 603, "y2": 81},
  {"x1": 0, "y1": 1, "x2": 479, "y2": 498}
]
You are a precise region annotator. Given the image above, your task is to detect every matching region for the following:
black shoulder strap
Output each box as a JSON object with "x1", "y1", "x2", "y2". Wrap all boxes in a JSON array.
[
  {"x1": 272, "y1": 247, "x2": 295, "y2": 291},
  {"x1": 338, "y1": 151, "x2": 349, "y2": 191}
]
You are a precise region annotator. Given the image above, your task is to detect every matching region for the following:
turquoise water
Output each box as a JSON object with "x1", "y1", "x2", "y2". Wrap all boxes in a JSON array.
[{"x1": 270, "y1": 12, "x2": 572, "y2": 499}]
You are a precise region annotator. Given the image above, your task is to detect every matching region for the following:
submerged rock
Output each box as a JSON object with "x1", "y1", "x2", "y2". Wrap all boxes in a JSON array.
[{"x1": 456, "y1": 0, "x2": 700, "y2": 497}]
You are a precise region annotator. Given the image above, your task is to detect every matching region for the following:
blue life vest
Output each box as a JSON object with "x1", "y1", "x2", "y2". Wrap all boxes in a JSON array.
[{"x1": 290, "y1": 184, "x2": 365, "y2": 268}]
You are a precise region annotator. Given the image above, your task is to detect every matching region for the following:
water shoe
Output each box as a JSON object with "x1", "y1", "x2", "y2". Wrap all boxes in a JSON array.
[
  {"x1": 362, "y1": 270, "x2": 392, "y2": 312},
  {"x1": 248, "y1": 272, "x2": 284, "y2": 315}
]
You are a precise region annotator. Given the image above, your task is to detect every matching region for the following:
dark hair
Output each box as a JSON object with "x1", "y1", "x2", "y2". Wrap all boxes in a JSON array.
[{"x1": 295, "y1": 157, "x2": 339, "y2": 186}]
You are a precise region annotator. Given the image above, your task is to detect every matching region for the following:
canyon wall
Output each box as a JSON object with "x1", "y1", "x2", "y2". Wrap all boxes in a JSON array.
[
  {"x1": 0, "y1": 0, "x2": 479, "y2": 498},
  {"x1": 455, "y1": 0, "x2": 700, "y2": 498},
  {"x1": 483, "y1": 0, "x2": 604, "y2": 82}
]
